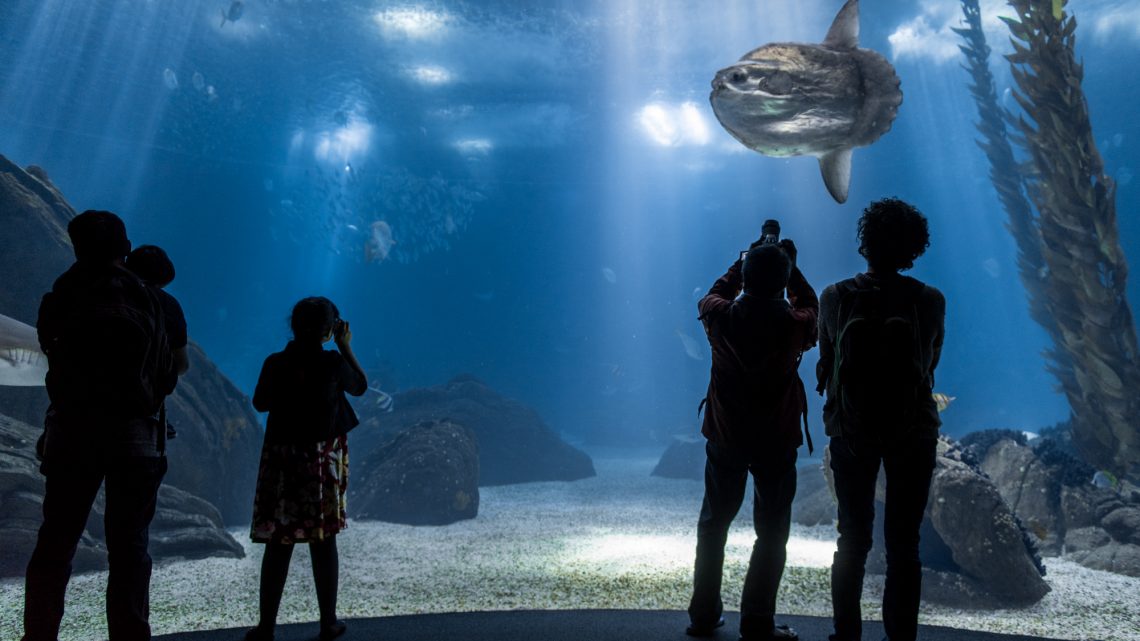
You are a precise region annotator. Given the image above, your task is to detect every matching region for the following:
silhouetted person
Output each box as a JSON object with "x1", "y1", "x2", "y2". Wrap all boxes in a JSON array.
[
  {"x1": 246, "y1": 297, "x2": 367, "y2": 641},
  {"x1": 126, "y1": 244, "x2": 190, "y2": 376},
  {"x1": 816, "y1": 198, "x2": 945, "y2": 641},
  {"x1": 689, "y1": 235, "x2": 818, "y2": 641},
  {"x1": 25, "y1": 211, "x2": 188, "y2": 641}
]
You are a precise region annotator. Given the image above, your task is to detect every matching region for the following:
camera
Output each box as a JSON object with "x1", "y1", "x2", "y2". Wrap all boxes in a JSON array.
[
  {"x1": 333, "y1": 318, "x2": 347, "y2": 338},
  {"x1": 760, "y1": 219, "x2": 781, "y2": 245}
]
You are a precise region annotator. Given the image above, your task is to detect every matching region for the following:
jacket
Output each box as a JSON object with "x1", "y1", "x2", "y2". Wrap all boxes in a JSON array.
[
  {"x1": 253, "y1": 340, "x2": 368, "y2": 445},
  {"x1": 698, "y1": 260, "x2": 819, "y2": 451},
  {"x1": 816, "y1": 272, "x2": 946, "y2": 439}
]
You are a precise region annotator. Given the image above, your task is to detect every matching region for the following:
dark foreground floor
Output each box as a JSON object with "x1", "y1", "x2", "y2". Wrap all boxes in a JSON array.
[{"x1": 155, "y1": 610, "x2": 1078, "y2": 641}]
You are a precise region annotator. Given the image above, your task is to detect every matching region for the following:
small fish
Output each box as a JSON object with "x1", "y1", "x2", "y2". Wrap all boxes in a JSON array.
[
  {"x1": 601, "y1": 267, "x2": 617, "y2": 284},
  {"x1": 932, "y1": 392, "x2": 956, "y2": 412},
  {"x1": 220, "y1": 0, "x2": 243, "y2": 28},
  {"x1": 675, "y1": 328, "x2": 705, "y2": 361},
  {"x1": 1092, "y1": 470, "x2": 1118, "y2": 489},
  {"x1": 368, "y1": 385, "x2": 394, "y2": 412}
]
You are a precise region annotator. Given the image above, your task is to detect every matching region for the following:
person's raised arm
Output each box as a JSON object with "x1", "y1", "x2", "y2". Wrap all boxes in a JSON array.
[
  {"x1": 333, "y1": 320, "x2": 368, "y2": 396},
  {"x1": 698, "y1": 258, "x2": 743, "y2": 321}
]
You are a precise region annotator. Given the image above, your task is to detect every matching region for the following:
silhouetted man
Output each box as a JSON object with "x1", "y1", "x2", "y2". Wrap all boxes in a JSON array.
[
  {"x1": 24, "y1": 210, "x2": 188, "y2": 641},
  {"x1": 816, "y1": 198, "x2": 945, "y2": 641},
  {"x1": 688, "y1": 233, "x2": 818, "y2": 641}
]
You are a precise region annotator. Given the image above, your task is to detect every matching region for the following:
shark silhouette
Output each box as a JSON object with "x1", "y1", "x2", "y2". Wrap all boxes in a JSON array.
[
  {"x1": 0, "y1": 313, "x2": 47, "y2": 386},
  {"x1": 709, "y1": 0, "x2": 903, "y2": 203}
]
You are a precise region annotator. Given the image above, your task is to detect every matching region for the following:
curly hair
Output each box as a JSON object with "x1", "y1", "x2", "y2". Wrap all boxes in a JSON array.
[{"x1": 857, "y1": 198, "x2": 930, "y2": 272}]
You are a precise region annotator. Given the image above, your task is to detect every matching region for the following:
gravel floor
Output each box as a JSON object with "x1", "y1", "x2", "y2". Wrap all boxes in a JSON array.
[{"x1": 1, "y1": 456, "x2": 1137, "y2": 641}]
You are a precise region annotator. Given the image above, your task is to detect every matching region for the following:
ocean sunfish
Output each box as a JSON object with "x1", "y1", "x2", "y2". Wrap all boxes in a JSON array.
[
  {"x1": 709, "y1": 0, "x2": 903, "y2": 203},
  {"x1": 1, "y1": 313, "x2": 48, "y2": 386}
]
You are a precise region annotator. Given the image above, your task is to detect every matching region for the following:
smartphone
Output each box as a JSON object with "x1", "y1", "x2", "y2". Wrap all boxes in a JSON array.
[{"x1": 740, "y1": 250, "x2": 749, "y2": 262}]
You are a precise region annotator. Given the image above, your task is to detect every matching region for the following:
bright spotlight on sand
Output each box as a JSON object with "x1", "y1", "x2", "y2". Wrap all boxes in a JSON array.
[{"x1": 374, "y1": 7, "x2": 452, "y2": 40}]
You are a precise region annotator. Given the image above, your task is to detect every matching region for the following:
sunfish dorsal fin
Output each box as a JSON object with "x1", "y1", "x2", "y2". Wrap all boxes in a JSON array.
[
  {"x1": 819, "y1": 148, "x2": 853, "y2": 204},
  {"x1": 822, "y1": 0, "x2": 860, "y2": 50}
]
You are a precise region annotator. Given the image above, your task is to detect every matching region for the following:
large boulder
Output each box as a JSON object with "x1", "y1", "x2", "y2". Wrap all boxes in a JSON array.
[
  {"x1": 650, "y1": 437, "x2": 704, "y2": 480},
  {"x1": 925, "y1": 444, "x2": 1050, "y2": 606},
  {"x1": 351, "y1": 375, "x2": 594, "y2": 486},
  {"x1": 973, "y1": 436, "x2": 1064, "y2": 553},
  {"x1": 0, "y1": 155, "x2": 263, "y2": 524},
  {"x1": 0, "y1": 412, "x2": 243, "y2": 577},
  {"x1": 349, "y1": 420, "x2": 479, "y2": 526}
]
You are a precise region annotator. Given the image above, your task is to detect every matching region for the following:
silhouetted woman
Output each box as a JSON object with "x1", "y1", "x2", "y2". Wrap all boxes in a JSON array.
[{"x1": 245, "y1": 297, "x2": 367, "y2": 641}]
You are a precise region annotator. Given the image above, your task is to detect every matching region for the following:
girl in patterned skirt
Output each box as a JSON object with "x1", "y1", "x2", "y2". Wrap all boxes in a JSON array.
[{"x1": 245, "y1": 297, "x2": 367, "y2": 641}]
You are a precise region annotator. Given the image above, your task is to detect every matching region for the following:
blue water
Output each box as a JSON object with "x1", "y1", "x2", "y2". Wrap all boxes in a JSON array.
[{"x1": 1, "y1": 0, "x2": 1137, "y2": 451}]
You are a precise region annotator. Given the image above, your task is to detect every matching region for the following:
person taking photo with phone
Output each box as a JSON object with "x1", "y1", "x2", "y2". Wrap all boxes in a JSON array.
[{"x1": 245, "y1": 296, "x2": 367, "y2": 641}]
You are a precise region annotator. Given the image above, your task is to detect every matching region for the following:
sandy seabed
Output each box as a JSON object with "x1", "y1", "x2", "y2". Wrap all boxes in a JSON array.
[{"x1": 2, "y1": 456, "x2": 1138, "y2": 641}]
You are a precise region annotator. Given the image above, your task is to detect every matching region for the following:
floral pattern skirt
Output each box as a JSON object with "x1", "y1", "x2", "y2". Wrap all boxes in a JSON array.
[{"x1": 250, "y1": 435, "x2": 348, "y2": 544}]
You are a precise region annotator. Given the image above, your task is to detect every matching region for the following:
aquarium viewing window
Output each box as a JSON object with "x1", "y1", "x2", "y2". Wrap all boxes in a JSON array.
[{"x1": 0, "y1": 1, "x2": 1137, "y2": 641}]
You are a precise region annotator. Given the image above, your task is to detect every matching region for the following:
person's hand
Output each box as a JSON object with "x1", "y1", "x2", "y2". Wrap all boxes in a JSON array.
[
  {"x1": 335, "y1": 320, "x2": 353, "y2": 347},
  {"x1": 778, "y1": 238, "x2": 798, "y2": 267}
]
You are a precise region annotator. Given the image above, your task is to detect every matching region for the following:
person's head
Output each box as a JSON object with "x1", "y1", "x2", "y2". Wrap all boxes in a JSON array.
[
  {"x1": 126, "y1": 244, "x2": 175, "y2": 288},
  {"x1": 742, "y1": 244, "x2": 792, "y2": 297},
  {"x1": 857, "y1": 198, "x2": 930, "y2": 273},
  {"x1": 290, "y1": 296, "x2": 340, "y2": 344},
  {"x1": 67, "y1": 210, "x2": 130, "y2": 265}
]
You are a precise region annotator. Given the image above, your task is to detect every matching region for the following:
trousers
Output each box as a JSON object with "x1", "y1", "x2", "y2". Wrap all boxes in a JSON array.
[
  {"x1": 23, "y1": 415, "x2": 167, "y2": 641},
  {"x1": 829, "y1": 436, "x2": 937, "y2": 641},
  {"x1": 690, "y1": 439, "x2": 798, "y2": 638}
]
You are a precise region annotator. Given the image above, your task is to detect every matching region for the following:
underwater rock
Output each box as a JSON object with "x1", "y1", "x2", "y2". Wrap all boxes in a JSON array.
[
  {"x1": 1065, "y1": 540, "x2": 1140, "y2": 578},
  {"x1": 349, "y1": 420, "x2": 479, "y2": 526},
  {"x1": 1101, "y1": 507, "x2": 1140, "y2": 546},
  {"x1": 0, "y1": 412, "x2": 242, "y2": 577},
  {"x1": 976, "y1": 437, "x2": 1064, "y2": 554},
  {"x1": 0, "y1": 155, "x2": 263, "y2": 524},
  {"x1": 650, "y1": 437, "x2": 704, "y2": 480},
  {"x1": 927, "y1": 448, "x2": 1051, "y2": 605},
  {"x1": 351, "y1": 375, "x2": 594, "y2": 486},
  {"x1": 791, "y1": 462, "x2": 837, "y2": 527}
]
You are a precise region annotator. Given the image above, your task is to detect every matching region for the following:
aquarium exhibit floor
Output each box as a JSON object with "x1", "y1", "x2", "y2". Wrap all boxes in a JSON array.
[{"x1": 154, "y1": 609, "x2": 1075, "y2": 641}]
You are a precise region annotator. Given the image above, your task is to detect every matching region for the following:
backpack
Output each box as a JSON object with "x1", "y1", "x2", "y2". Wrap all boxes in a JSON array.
[
  {"x1": 828, "y1": 277, "x2": 927, "y2": 441},
  {"x1": 49, "y1": 265, "x2": 176, "y2": 420}
]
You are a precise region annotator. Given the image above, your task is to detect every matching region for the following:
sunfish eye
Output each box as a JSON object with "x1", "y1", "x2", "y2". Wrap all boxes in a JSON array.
[
  {"x1": 764, "y1": 71, "x2": 793, "y2": 95},
  {"x1": 730, "y1": 70, "x2": 747, "y2": 84}
]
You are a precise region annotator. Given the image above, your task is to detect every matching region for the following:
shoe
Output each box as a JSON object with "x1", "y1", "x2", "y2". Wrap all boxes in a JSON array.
[
  {"x1": 686, "y1": 616, "x2": 726, "y2": 637},
  {"x1": 741, "y1": 624, "x2": 798, "y2": 641},
  {"x1": 243, "y1": 625, "x2": 274, "y2": 641},
  {"x1": 319, "y1": 620, "x2": 347, "y2": 640}
]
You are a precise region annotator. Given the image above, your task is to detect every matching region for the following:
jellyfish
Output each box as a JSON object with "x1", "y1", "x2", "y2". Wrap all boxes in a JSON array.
[{"x1": 163, "y1": 68, "x2": 179, "y2": 90}]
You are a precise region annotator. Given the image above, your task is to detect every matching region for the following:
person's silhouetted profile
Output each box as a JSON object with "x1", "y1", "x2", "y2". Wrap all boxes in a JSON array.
[
  {"x1": 24, "y1": 210, "x2": 187, "y2": 641},
  {"x1": 688, "y1": 226, "x2": 818, "y2": 641},
  {"x1": 245, "y1": 297, "x2": 367, "y2": 641},
  {"x1": 816, "y1": 198, "x2": 946, "y2": 641}
]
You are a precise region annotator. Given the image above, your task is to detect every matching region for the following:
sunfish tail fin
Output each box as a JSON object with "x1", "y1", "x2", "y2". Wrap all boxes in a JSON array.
[
  {"x1": 822, "y1": 0, "x2": 860, "y2": 50},
  {"x1": 819, "y1": 148, "x2": 853, "y2": 204}
]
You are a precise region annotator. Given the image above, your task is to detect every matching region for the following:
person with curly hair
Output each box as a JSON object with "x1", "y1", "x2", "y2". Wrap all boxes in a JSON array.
[
  {"x1": 245, "y1": 297, "x2": 367, "y2": 641},
  {"x1": 815, "y1": 198, "x2": 946, "y2": 641}
]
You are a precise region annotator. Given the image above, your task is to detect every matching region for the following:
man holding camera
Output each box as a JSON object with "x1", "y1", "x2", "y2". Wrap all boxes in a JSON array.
[{"x1": 688, "y1": 221, "x2": 818, "y2": 641}]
